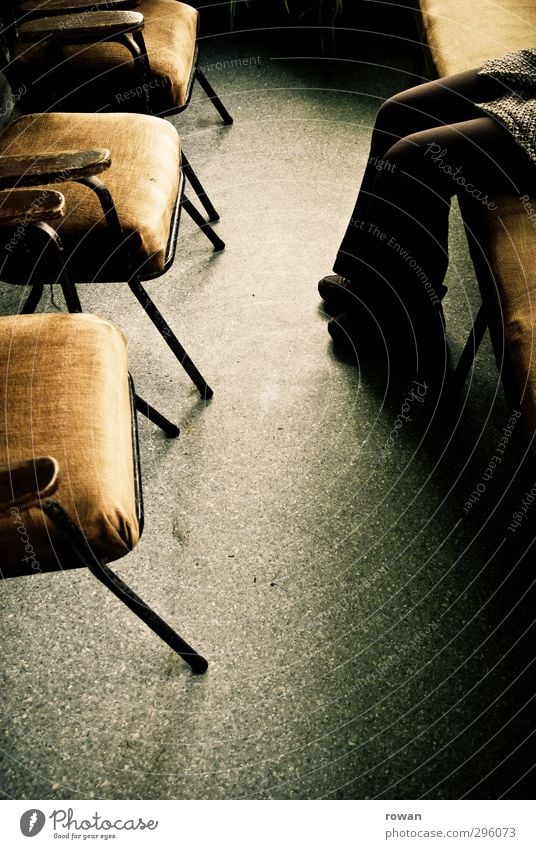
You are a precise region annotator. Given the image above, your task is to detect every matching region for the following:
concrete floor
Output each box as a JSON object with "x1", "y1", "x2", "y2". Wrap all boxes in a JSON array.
[{"x1": 1, "y1": 34, "x2": 535, "y2": 800}]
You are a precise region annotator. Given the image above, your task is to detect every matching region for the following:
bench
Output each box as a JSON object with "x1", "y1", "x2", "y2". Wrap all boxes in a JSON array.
[{"x1": 417, "y1": 0, "x2": 536, "y2": 442}]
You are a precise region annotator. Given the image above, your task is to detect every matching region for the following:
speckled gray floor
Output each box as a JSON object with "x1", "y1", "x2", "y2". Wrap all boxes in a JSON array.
[{"x1": 1, "y1": 34, "x2": 535, "y2": 800}]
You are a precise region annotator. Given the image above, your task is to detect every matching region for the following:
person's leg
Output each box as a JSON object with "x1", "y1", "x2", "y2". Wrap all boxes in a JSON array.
[
  {"x1": 327, "y1": 114, "x2": 536, "y2": 366},
  {"x1": 328, "y1": 68, "x2": 510, "y2": 286},
  {"x1": 372, "y1": 113, "x2": 531, "y2": 288},
  {"x1": 369, "y1": 68, "x2": 509, "y2": 156}
]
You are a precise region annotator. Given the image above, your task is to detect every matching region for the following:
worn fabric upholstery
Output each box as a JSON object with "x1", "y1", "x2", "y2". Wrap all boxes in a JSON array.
[
  {"x1": 0, "y1": 111, "x2": 181, "y2": 278},
  {"x1": 472, "y1": 195, "x2": 536, "y2": 440},
  {"x1": 15, "y1": 0, "x2": 199, "y2": 110},
  {"x1": 419, "y1": 0, "x2": 536, "y2": 78},
  {"x1": 0, "y1": 313, "x2": 139, "y2": 572}
]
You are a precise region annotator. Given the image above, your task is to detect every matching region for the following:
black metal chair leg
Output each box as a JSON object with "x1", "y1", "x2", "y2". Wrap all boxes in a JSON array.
[
  {"x1": 450, "y1": 302, "x2": 489, "y2": 397},
  {"x1": 60, "y1": 281, "x2": 83, "y2": 313},
  {"x1": 182, "y1": 152, "x2": 220, "y2": 223},
  {"x1": 17, "y1": 223, "x2": 64, "y2": 314},
  {"x1": 128, "y1": 278, "x2": 214, "y2": 400},
  {"x1": 182, "y1": 195, "x2": 225, "y2": 252},
  {"x1": 135, "y1": 394, "x2": 180, "y2": 438},
  {"x1": 87, "y1": 557, "x2": 208, "y2": 674},
  {"x1": 41, "y1": 500, "x2": 208, "y2": 674},
  {"x1": 20, "y1": 284, "x2": 44, "y2": 314},
  {"x1": 195, "y1": 65, "x2": 234, "y2": 125}
]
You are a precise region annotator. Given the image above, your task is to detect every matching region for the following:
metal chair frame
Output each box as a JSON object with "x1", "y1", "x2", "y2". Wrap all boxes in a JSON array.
[{"x1": 448, "y1": 194, "x2": 513, "y2": 405}]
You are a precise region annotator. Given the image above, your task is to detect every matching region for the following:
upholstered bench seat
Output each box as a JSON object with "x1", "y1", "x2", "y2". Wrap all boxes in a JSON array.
[
  {"x1": 419, "y1": 0, "x2": 536, "y2": 78},
  {"x1": 0, "y1": 111, "x2": 181, "y2": 278},
  {"x1": 0, "y1": 312, "x2": 140, "y2": 572},
  {"x1": 14, "y1": 0, "x2": 199, "y2": 111}
]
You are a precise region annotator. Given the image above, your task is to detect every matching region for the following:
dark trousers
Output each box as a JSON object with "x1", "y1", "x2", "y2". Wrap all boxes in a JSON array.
[{"x1": 333, "y1": 69, "x2": 536, "y2": 336}]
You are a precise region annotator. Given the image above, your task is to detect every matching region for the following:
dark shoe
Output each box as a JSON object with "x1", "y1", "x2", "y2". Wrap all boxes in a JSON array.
[
  {"x1": 318, "y1": 274, "x2": 361, "y2": 313},
  {"x1": 328, "y1": 311, "x2": 449, "y2": 376},
  {"x1": 327, "y1": 311, "x2": 384, "y2": 358}
]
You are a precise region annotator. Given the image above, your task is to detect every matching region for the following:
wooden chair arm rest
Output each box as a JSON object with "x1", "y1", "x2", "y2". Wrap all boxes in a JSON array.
[
  {"x1": 0, "y1": 188, "x2": 65, "y2": 225},
  {"x1": 0, "y1": 149, "x2": 111, "y2": 189},
  {"x1": 19, "y1": 9, "x2": 144, "y2": 42},
  {"x1": 0, "y1": 457, "x2": 60, "y2": 511},
  {"x1": 19, "y1": 0, "x2": 141, "y2": 15}
]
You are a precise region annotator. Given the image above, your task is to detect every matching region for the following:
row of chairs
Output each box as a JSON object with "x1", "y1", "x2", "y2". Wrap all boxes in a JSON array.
[{"x1": 0, "y1": 1, "x2": 234, "y2": 673}]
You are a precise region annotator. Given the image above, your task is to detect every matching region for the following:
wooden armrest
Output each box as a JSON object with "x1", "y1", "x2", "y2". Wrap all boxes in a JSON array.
[
  {"x1": 19, "y1": 10, "x2": 144, "y2": 42},
  {"x1": 0, "y1": 149, "x2": 111, "y2": 189},
  {"x1": 0, "y1": 457, "x2": 60, "y2": 512},
  {"x1": 0, "y1": 188, "x2": 65, "y2": 225},
  {"x1": 20, "y1": 0, "x2": 141, "y2": 14}
]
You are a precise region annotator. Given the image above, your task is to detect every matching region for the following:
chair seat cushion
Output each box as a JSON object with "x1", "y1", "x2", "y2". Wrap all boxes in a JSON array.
[
  {"x1": 15, "y1": 0, "x2": 199, "y2": 111},
  {"x1": 0, "y1": 313, "x2": 140, "y2": 573},
  {"x1": 0, "y1": 111, "x2": 181, "y2": 279},
  {"x1": 419, "y1": 0, "x2": 536, "y2": 77}
]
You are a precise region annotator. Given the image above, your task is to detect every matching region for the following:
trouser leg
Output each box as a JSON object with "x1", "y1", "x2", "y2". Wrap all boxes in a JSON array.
[
  {"x1": 333, "y1": 68, "x2": 510, "y2": 283},
  {"x1": 332, "y1": 109, "x2": 535, "y2": 350},
  {"x1": 363, "y1": 116, "x2": 530, "y2": 308}
]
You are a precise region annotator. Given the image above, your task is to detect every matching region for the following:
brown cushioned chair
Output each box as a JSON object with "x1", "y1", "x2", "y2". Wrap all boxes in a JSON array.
[
  {"x1": 15, "y1": 0, "x2": 232, "y2": 120},
  {"x1": 0, "y1": 309, "x2": 208, "y2": 673},
  {"x1": 8, "y1": 0, "x2": 232, "y2": 222},
  {"x1": 0, "y1": 109, "x2": 224, "y2": 400}
]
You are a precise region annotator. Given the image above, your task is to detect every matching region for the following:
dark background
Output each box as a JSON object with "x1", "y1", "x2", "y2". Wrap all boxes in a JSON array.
[{"x1": 192, "y1": 0, "x2": 420, "y2": 57}]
